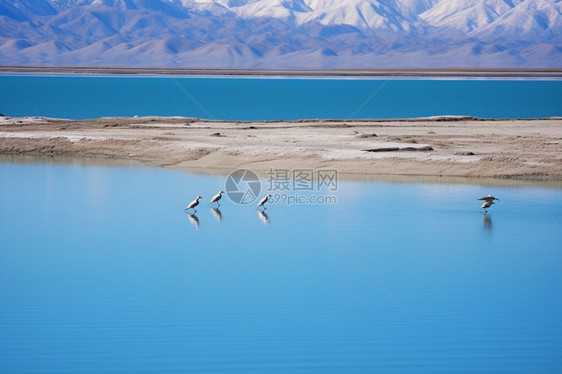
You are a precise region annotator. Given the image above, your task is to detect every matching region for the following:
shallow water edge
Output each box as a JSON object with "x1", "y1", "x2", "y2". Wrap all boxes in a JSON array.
[{"x1": 2, "y1": 153, "x2": 561, "y2": 189}]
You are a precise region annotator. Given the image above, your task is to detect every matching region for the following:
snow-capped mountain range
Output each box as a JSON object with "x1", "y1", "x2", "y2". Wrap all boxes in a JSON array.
[{"x1": 0, "y1": 0, "x2": 561, "y2": 68}]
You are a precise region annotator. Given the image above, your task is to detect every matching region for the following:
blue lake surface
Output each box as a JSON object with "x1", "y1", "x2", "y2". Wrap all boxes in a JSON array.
[
  {"x1": 1, "y1": 161, "x2": 562, "y2": 373},
  {"x1": 1, "y1": 75, "x2": 561, "y2": 120}
]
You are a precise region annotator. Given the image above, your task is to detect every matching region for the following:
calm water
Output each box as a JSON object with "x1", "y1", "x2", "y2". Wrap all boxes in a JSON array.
[
  {"x1": 1, "y1": 75, "x2": 561, "y2": 120},
  {"x1": 1, "y1": 161, "x2": 561, "y2": 373}
]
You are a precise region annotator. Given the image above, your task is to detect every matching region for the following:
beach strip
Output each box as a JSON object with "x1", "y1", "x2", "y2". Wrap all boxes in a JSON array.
[{"x1": 1, "y1": 116, "x2": 561, "y2": 182}]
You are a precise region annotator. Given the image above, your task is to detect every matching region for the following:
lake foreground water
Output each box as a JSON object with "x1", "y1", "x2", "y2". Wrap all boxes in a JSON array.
[{"x1": 1, "y1": 161, "x2": 561, "y2": 373}]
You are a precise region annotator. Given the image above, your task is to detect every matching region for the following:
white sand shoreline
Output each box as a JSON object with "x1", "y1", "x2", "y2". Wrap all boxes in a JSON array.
[{"x1": 1, "y1": 115, "x2": 561, "y2": 186}]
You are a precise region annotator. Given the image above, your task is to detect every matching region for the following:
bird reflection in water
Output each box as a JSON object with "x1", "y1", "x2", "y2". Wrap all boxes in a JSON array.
[
  {"x1": 186, "y1": 212, "x2": 200, "y2": 230},
  {"x1": 483, "y1": 213, "x2": 492, "y2": 230},
  {"x1": 210, "y1": 207, "x2": 222, "y2": 223},
  {"x1": 257, "y1": 210, "x2": 270, "y2": 225}
]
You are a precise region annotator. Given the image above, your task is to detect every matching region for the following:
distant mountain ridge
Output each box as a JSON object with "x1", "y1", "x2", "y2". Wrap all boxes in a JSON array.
[{"x1": 0, "y1": 0, "x2": 561, "y2": 68}]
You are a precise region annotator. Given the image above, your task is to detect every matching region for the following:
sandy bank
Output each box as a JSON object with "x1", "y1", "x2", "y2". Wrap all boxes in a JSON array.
[{"x1": 1, "y1": 116, "x2": 561, "y2": 182}]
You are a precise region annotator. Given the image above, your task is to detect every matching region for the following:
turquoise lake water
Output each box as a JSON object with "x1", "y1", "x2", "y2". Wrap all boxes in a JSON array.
[
  {"x1": 0, "y1": 75, "x2": 561, "y2": 120},
  {"x1": 1, "y1": 161, "x2": 561, "y2": 373}
]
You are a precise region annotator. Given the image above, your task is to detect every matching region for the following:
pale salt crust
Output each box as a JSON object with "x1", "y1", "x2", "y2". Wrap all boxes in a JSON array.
[
  {"x1": 0, "y1": 132, "x2": 127, "y2": 142},
  {"x1": 0, "y1": 117, "x2": 50, "y2": 125}
]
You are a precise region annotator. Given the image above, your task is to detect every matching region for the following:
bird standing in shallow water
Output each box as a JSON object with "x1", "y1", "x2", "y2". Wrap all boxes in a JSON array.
[
  {"x1": 257, "y1": 194, "x2": 272, "y2": 210},
  {"x1": 478, "y1": 194, "x2": 499, "y2": 213},
  {"x1": 185, "y1": 196, "x2": 203, "y2": 212},
  {"x1": 210, "y1": 190, "x2": 223, "y2": 207}
]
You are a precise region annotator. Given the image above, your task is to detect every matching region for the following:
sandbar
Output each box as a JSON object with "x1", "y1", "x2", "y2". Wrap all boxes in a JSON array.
[{"x1": 1, "y1": 116, "x2": 561, "y2": 183}]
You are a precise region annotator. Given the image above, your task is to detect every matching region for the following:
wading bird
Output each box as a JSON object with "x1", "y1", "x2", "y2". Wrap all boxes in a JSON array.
[
  {"x1": 185, "y1": 196, "x2": 203, "y2": 212},
  {"x1": 210, "y1": 190, "x2": 224, "y2": 207},
  {"x1": 257, "y1": 194, "x2": 272, "y2": 210},
  {"x1": 478, "y1": 194, "x2": 499, "y2": 213}
]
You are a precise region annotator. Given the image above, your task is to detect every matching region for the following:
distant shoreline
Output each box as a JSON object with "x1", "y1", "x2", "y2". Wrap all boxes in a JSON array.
[{"x1": 2, "y1": 65, "x2": 562, "y2": 78}]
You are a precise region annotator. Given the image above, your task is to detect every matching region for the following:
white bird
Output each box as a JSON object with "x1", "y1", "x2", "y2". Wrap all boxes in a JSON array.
[
  {"x1": 478, "y1": 194, "x2": 499, "y2": 213},
  {"x1": 185, "y1": 195, "x2": 203, "y2": 212},
  {"x1": 210, "y1": 190, "x2": 224, "y2": 206},
  {"x1": 256, "y1": 194, "x2": 272, "y2": 210}
]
